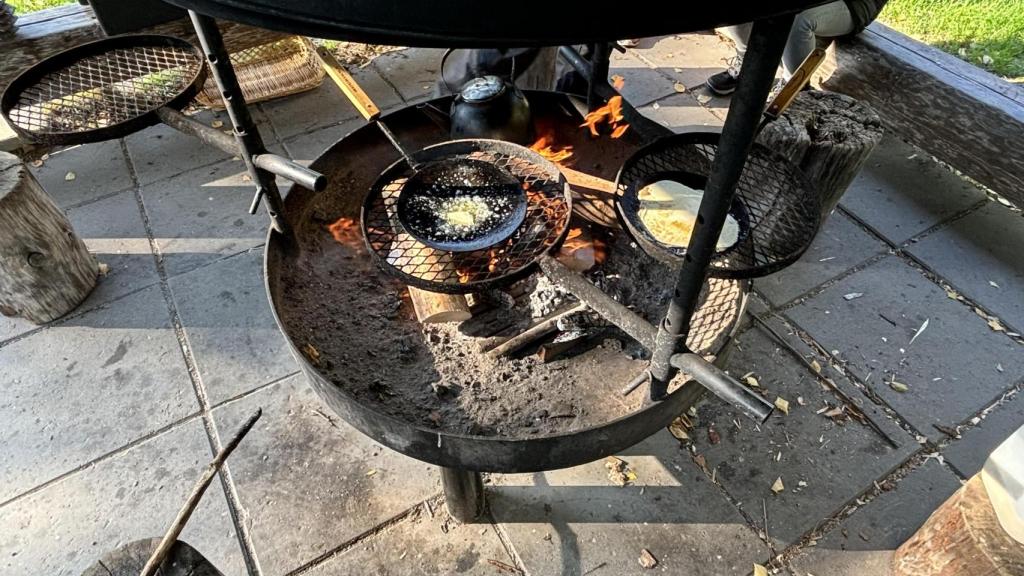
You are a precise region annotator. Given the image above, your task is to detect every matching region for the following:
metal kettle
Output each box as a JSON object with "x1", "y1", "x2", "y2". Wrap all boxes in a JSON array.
[{"x1": 450, "y1": 75, "x2": 532, "y2": 145}]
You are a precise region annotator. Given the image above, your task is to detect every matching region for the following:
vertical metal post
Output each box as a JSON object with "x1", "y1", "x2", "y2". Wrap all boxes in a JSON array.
[
  {"x1": 648, "y1": 15, "x2": 795, "y2": 399},
  {"x1": 187, "y1": 11, "x2": 290, "y2": 235},
  {"x1": 587, "y1": 42, "x2": 612, "y2": 111},
  {"x1": 441, "y1": 467, "x2": 485, "y2": 523}
]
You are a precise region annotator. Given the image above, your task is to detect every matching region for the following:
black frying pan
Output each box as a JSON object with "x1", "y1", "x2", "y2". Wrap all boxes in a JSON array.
[{"x1": 316, "y1": 47, "x2": 527, "y2": 252}]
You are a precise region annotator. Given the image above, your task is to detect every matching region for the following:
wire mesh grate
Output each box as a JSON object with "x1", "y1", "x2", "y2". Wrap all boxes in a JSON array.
[
  {"x1": 616, "y1": 132, "x2": 821, "y2": 279},
  {"x1": 362, "y1": 142, "x2": 571, "y2": 294},
  {"x1": 4, "y1": 38, "x2": 203, "y2": 142}
]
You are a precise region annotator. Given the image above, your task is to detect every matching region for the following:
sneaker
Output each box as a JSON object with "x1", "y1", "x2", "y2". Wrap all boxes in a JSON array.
[
  {"x1": 706, "y1": 56, "x2": 741, "y2": 95},
  {"x1": 619, "y1": 38, "x2": 640, "y2": 48}
]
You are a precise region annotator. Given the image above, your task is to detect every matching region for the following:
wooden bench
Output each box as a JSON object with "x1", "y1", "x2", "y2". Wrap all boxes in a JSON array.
[{"x1": 814, "y1": 22, "x2": 1024, "y2": 208}]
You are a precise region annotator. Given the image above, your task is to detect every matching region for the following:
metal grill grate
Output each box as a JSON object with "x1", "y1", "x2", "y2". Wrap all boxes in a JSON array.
[
  {"x1": 362, "y1": 141, "x2": 571, "y2": 294},
  {"x1": 616, "y1": 132, "x2": 821, "y2": 279},
  {"x1": 2, "y1": 36, "x2": 204, "y2": 145}
]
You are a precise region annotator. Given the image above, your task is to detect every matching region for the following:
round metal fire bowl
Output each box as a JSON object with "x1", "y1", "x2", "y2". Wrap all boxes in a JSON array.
[
  {"x1": 166, "y1": 0, "x2": 831, "y2": 47},
  {"x1": 265, "y1": 92, "x2": 748, "y2": 473}
]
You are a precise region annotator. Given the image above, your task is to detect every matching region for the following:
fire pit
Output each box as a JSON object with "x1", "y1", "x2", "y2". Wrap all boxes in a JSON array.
[{"x1": 164, "y1": 0, "x2": 827, "y2": 521}]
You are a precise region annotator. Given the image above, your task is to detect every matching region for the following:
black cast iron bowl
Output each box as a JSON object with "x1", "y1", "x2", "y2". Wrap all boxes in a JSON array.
[{"x1": 264, "y1": 93, "x2": 748, "y2": 473}]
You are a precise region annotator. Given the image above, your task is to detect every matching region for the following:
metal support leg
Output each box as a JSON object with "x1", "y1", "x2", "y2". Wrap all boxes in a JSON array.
[
  {"x1": 648, "y1": 15, "x2": 795, "y2": 400},
  {"x1": 586, "y1": 42, "x2": 611, "y2": 111},
  {"x1": 187, "y1": 11, "x2": 290, "y2": 235},
  {"x1": 441, "y1": 467, "x2": 485, "y2": 523}
]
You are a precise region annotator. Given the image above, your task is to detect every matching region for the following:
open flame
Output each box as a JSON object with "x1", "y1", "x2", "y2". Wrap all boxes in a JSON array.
[
  {"x1": 530, "y1": 120, "x2": 574, "y2": 164},
  {"x1": 558, "y1": 227, "x2": 607, "y2": 272},
  {"x1": 581, "y1": 95, "x2": 630, "y2": 139}
]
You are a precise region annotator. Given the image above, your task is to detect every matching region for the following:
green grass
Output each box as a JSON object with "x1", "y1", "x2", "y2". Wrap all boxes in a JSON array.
[
  {"x1": 879, "y1": 0, "x2": 1024, "y2": 81},
  {"x1": 8, "y1": 0, "x2": 74, "y2": 13}
]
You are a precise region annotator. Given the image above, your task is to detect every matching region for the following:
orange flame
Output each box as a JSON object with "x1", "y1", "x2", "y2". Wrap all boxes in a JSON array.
[
  {"x1": 581, "y1": 95, "x2": 630, "y2": 139},
  {"x1": 530, "y1": 133, "x2": 575, "y2": 163}
]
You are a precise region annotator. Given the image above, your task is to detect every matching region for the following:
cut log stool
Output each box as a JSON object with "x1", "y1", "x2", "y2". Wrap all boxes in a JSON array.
[
  {"x1": 758, "y1": 90, "x2": 884, "y2": 218},
  {"x1": 0, "y1": 151, "x2": 97, "y2": 324},
  {"x1": 893, "y1": 474, "x2": 1024, "y2": 575}
]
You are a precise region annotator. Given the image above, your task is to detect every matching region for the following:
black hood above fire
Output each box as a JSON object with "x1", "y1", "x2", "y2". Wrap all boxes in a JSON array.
[{"x1": 163, "y1": 0, "x2": 831, "y2": 46}]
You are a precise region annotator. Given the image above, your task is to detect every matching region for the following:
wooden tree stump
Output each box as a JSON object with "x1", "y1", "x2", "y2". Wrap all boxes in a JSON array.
[
  {"x1": 0, "y1": 151, "x2": 96, "y2": 324},
  {"x1": 757, "y1": 90, "x2": 884, "y2": 218},
  {"x1": 893, "y1": 474, "x2": 1024, "y2": 575}
]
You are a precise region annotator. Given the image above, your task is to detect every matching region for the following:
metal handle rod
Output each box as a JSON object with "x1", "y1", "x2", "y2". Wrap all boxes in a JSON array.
[
  {"x1": 156, "y1": 108, "x2": 327, "y2": 191},
  {"x1": 670, "y1": 353, "x2": 774, "y2": 423},
  {"x1": 539, "y1": 254, "x2": 656, "y2": 351},
  {"x1": 187, "y1": 10, "x2": 291, "y2": 234},
  {"x1": 648, "y1": 15, "x2": 796, "y2": 400}
]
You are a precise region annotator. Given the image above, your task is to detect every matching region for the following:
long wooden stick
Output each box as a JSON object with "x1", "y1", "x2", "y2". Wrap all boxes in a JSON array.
[{"x1": 139, "y1": 409, "x2": 263, "y2": 576}]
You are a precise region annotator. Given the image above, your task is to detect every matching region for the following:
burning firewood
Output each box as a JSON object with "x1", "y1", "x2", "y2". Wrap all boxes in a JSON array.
[{"x1": 486, "y1": 302, "x2": 588, "y2": 358}]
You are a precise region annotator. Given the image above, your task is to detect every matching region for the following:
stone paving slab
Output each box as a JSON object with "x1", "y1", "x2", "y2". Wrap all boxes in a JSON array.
[
  {"x1": 0, "y1": 285, "x2": 196, "y2": 503},
  {"x1": 29, "y1": 139, "x2": 134, "y2": 209},
  {"x1": 790, "y1": 460, "x2": 961, "y2": 576},
  {"x1": 490, "y1": 431, "x2": 769, "y2": 575},
  {"x1": 943, "y1": 389, "x2": 1024, "y2": 477},
  {"x1": 785, "y1": 256, "x2": 1024, "y2": 441},
  {"x1": 907, "y1": 201, "x2": 1024, "y2": 333},
  {"x1": 169, "y1": 247, "x2": 297, "y2": 405},
  {"x1": 283, "y1": 118, "x2": 364, "y2": 168},
  {"x1": 304, "y1": 509, "x2": 513, "y2": 575},
  {"x1": 140, "y1": 156, "x2": 278, "y2": 278},
  {"x1": 630, "y1": 33, "x2": 735, "y2": 120},
  {"x1": 0, "y1": 418, "x2": 245, "y2": 576},
  {"x1": 610, "y1": 51, "x2": 683, "y2": 107},
  {"x1": 688, "y1": 320, "x2": 917, "y2": 549},
  {"x1": 66, "y1": 189, "x2": 160, "y2": 310},
  {"x1": 124, "y1": 108, "x2": 268, "y2": 186},
  {"x1": 261, "y1": 68, "x2": 403, "y2": 141},
  {"x1": 839, "y1": 136, "x2": 986, "y2": 245},
  {"x1": 755, "y1": 212, "x2": 887, "y2": 308},
  {"x1": 637, "y1": 93, "x2": 722, "y2": 132},
  {"x1": 211, "y1": 374, "x2": 440, "y2": 576},
  {"x1": 370, "y1": 48, "x2": 448, "y2": 103}
]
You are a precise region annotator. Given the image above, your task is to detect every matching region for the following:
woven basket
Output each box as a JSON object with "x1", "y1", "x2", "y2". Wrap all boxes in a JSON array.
[{"x1": 197, "y1": 35, "x2": 324, "y2": 108}]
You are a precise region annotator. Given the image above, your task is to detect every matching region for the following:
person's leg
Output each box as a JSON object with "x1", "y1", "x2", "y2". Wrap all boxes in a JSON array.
[
  {"x1": 706, "y1": 24, "x2": 752, "y2": 95},
  {"x1": 781, "y1": 1, "x2": 854, "y2": 77}
]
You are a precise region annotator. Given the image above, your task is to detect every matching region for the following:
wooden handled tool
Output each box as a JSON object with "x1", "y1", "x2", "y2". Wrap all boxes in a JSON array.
[{"x1": 763, "y1": 47, "x2": 828, "y2": 122}]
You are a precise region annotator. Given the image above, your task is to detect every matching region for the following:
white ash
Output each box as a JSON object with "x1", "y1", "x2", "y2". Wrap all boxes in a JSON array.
[{"x1": 528, "y1": 274, "x2": 576, "y2": 318}]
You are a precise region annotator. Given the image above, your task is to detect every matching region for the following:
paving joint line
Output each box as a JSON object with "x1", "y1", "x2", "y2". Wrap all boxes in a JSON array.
[
  {"x1": 771, "y1": 251, "x2": 891, "y2": 314},
  {"x1": 121, "y1": 139, "x2": 264, "y2": 576},
  {"x1": 0, "y1": 411, "x2": 203, "y2": 510},
  {"x1": 286, "y1": 495, "x2": 443, "y2": 576},
  {"x1": 208, "y1": 370, "x2": 302, "y2": 411},
  {"x1": 58, "y1": 184, "x2": 137, "y2": 212}
]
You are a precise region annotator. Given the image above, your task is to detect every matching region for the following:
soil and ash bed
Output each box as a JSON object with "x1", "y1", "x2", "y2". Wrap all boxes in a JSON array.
[{"x1": 277, "y1": 210, "x2": 741, "y2": 438}]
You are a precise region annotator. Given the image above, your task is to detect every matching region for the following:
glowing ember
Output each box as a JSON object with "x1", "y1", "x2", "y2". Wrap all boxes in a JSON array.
[
  {"x1": 328, "y1": 217, "x2": 359, "y2": 244},
  {"x1": 580, "y1": 95, "x2": 630, "y2": 139}
]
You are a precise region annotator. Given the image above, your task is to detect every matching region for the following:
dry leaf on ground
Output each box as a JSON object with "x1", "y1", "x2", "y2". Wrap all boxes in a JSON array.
[
  {"x1": 64, "y1": 171, "x2": 76, "y2": 181},
  {"x1": 753, "y1": 564, "x2": 769, "y2": 576},
  {"x1": 673, "y1": 82, "x2": 686, "y2": 92},
  {"x1": 774, "y1": 397, "x2": 790, "y2": 415},
  {"x1": 771, "y1": 476, "x2": 785, "y2": 494},
  {"x1": 810, "y1": 359, "x2": 822, "y2": 374},
  {"x1": 889, "y1": 381, "x2": 909, "y2": 393},
  {"x1": 605, "y1": 456, "x2": 637, "y2": 486},
  {"x1": 639, "y1": 549, "x2": 658, "y2": 569}
]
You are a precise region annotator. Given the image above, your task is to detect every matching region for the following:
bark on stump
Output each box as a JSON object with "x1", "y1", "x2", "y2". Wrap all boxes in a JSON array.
[
  {"x1": 893, "y1": 474, "x2": 1024, "y2": 576},
  {"x1": 80, "y1": 538, "x2": 225, "y2": 576},
  {"x1": 757, "y1": 90, "x2": 883, "y2": 219},
  {"x1": 0, "y1": 151, "x2": 96, "y2": 324}
]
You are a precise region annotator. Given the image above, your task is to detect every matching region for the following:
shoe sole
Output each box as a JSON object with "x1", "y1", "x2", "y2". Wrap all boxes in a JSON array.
[{"x1": 705, "y1": 80, "x2": 736, "y2": 96}]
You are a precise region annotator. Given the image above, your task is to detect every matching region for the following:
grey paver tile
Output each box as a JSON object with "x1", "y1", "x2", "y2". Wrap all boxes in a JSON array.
[
  {"x1": 0, "y1": 419, "x2": 244, "y2": 576},
  {"x1": 490, "y1": 431, "x2": 768, "y2": 576},
  {"x1": 0, "y1": 285, "x2": 197, "y2": 503},
  {"x1": 907, "y1": 202, "x2": 1024, "y2": 333},
  {"x1": 66, "y1": 189, "x2": 159, "y2": 310},
  {"x1": 371, "y1": 48, "x2": 448, "y2": 103},
  {"x1": 169, "y1": 247, "x2": 296, "y2": 404},
  {"x1": 789, "y1": 460, "x2": 961, "y2": 576},
  {"x1": 943, "y1": 389, "x2": 1024, "y2": 477},
  {"x1": 212, "y1": 374, "x2": 440, "y2": 575},
  {"x1": 283, "y1": 118, "x2": 364, "y2": 167},
  {"x1": 140, "y1": 157, "x2": 275, "y2": 277},
  {"x1": 0, "y1": 315, "x2": 35, "y2": 345},
  {"x1": 689, "y1": 322, "x2": 917, "y2": 548},
  {"x1": 28, "y1": 139, "x2": 134, "y2": 208},
  {"x1": 755, "y1": 212, "x2": 887, "y2": 308},
  {"x1": 631, "y1": 33, "x2": 735, "y2": 93},
  {"x1": 304, "y1": 510, "x2": 513, "y2": 575},
  {"x1": 609, "y1": 51, "x2": 681, "y2": 107},
  {"x1": 638, "y1": 93, "x2": 722, "y2": 132},
  {"x1": 262, "y1": 68, "x2": 401, "y2": 140},
  {"x1": 124, "y1": 108, "x2": 267, "y2": 186},
  {"x1": 840, "y1": 136, "x2": 986, "y2": 245},
  {"x1": 785, "y1": 256, "x2": 1024, "y2": 441}
]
